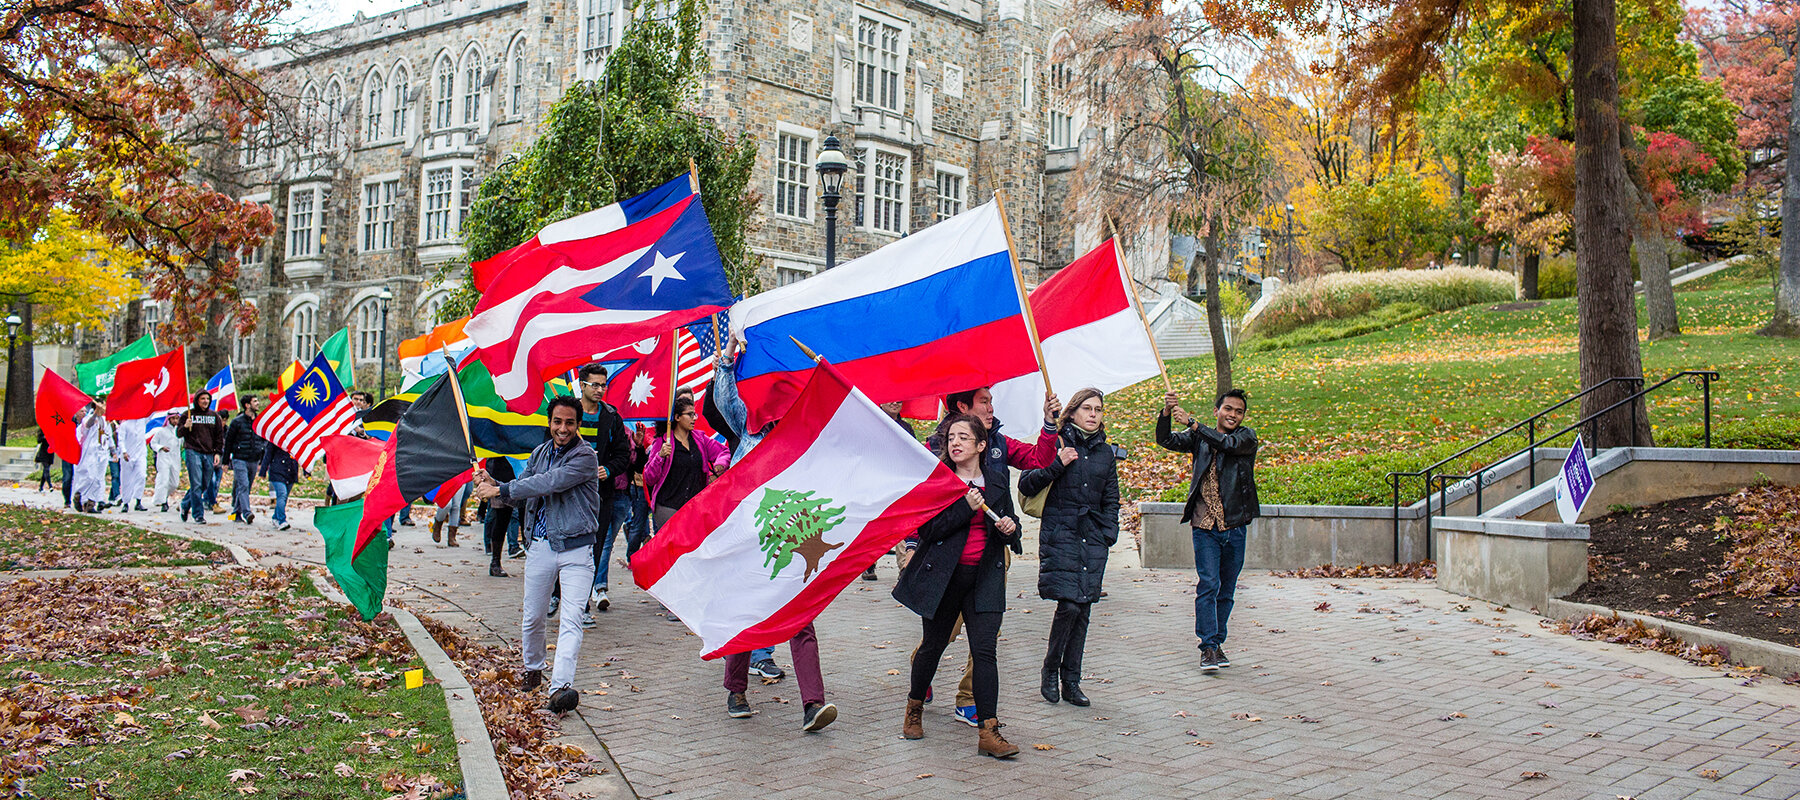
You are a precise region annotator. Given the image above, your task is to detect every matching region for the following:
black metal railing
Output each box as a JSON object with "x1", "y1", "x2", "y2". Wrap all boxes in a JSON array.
[{"x1": 1387, "y1": 370, "x2": 1720, "y2": 561}]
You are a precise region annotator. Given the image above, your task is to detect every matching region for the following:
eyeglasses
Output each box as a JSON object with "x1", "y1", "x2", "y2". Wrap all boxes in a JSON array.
[{"x1": 579, "y1": 381, "x2": 606, "y2": 388}]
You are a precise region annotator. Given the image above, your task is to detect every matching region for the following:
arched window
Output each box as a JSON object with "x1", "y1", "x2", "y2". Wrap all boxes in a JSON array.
[
  {"x1": 323, "y1": 79, "x2": 344, "y2": 150},
  {"x1": 390, "y1": 62, "x2": 411, "y2": 136},
  {"x1": 300, "y1": 82, "x2": 320, "y2": 151},
  {"x1": 1047, "y1": 32, "x2": 1077, "y2": 150},
  {"x1": 353, "y1": 299, "x2": 385, "y2": 363},
  {"x1": 364, "y1": 69, "x2": 385, "y2": 142},
  {"x1": 289, "y1": 303, "x2": 319, "y2": 361},
  {"x1": 505, "y1": 34, "x2": 526, "y2": 118},
  {"x1": 460, "y1": 44, "x2": 485, "y2": 126},
  {"x1": 418, "y1": 292, "x2": 449, "y2": 327},
  {"x1": 433, "y1": 54, "x2": 455, "y2": 129}
]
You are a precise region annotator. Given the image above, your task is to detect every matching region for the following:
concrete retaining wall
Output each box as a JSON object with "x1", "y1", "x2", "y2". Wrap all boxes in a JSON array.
[{"x1": 1433, "y1": 517, "x2": 1588, "y2": 610}]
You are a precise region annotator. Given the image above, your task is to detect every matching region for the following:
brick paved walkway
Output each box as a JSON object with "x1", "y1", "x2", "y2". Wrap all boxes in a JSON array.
[{"x1": 10, "y1": 488, "x2": 1799, "y2": 800}]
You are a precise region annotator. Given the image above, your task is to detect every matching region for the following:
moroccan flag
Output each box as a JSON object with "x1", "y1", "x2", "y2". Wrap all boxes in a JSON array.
[
  {"x1": 35, "y1": 368, "x2": 92, "y2": 462},
  {"x1": 75, "y1": 334, "x2": 156, "y2": 396},
  {"x1": 105, "y1": 348, "x2": 189, "y2": 421},
  {"x1": 315, "y1": 499, "x2": 391, "y2": 621},
  {"x1": 630, "y1": 360, "x2": 968, "y2": 658},
  {"x1": 354, "y1": 363, "x2": 476, "y2": 557}
]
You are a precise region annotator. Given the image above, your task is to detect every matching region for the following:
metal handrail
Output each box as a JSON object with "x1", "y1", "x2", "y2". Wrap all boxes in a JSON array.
[{"x1": 1387, "y1": 370, "x2": 1720, "y2": 561}]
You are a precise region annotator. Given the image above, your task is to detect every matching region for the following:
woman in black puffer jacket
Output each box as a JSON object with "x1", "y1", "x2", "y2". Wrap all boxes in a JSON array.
[{"x1": 1018, "y1": 387, "x2": 1119, "y2": 707}]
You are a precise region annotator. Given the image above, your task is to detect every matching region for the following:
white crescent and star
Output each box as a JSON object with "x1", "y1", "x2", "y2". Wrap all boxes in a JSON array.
[
  {"x1": 142, "y1": 367, "x2": 168, "y2": 397},
  {"x1": 639, "y1": 249, "x2": 688, "y2": 295}
]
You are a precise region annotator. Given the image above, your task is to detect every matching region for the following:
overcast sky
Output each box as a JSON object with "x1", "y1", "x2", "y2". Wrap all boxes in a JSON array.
[{"x1": 285, "y1": 0, "x2": 417, "y2": 30}]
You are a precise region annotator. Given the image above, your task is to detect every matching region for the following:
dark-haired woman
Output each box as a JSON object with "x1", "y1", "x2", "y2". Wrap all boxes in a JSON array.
[
  {"x1": 894, "y1": 413, "x2": 1023, "y2": 759},
  {"x1": 643, "y1": 397, "x2": 730, "y2": 529},
  {"x1": 1019, "y1": 388, "x2": 1118, "y2": 707}
]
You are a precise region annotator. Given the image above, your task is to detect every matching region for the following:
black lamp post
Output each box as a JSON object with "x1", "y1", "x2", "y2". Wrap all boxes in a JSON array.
[
  {"x1": 377, "y1": 288, "x2": 392, "y2": 400},
  {"x1": 2, "y1": 313, "x2": 20, "y2": 442},
  {"x1": 815, "y1": 135, "x2": 850, "y2": 270},
  {"x1": 1284, "y1": 203, "x2": 1296, "y2": 282}
]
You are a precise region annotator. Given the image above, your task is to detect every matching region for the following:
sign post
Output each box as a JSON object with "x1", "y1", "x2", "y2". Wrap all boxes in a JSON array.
[{"x1": 1553, "y1": 434, "x2": 1595, "y2": 524}]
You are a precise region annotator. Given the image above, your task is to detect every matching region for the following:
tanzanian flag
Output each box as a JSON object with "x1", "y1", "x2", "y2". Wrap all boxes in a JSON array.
[
  {"x1": 362, "y1": 358, "x2": 570, "y2": 458},
  {"x1": 315, "y1": 499, "x2": 390, "y2": 621}
]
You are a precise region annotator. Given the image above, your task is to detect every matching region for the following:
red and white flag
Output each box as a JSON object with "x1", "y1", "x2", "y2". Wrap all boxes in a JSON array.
[
  {"x1": 321, "y1": 434, "x2": 384, "y2": 499},
  {"x1": 630, "y1": 360, "x2": 968, "y2": 658},
  {"x1": 595, "y1": 325, "x2": 717, "y2": 428},
  {"x1": 105, "y1": 349, "x2": 189, "y2": 421},
  {"x1": 991, "y1": 239, "x2": 1163, "y2": 433}
]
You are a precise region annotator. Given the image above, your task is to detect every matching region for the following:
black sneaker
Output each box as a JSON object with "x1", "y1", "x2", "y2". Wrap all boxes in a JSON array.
[
  {"x1": 548, "y1": 686, "x2": 579, "y2": 714},
  {"x1": 752, "y1": 659, "x2": 785, "y2": 680},
  {"x1": 802, "y1": 701, "x2": 837, "y2": 732},
  {"x1": 521, "y1": 669, "x2": 543, "y2": 692},
  {"x1": 861, "y1": 566, "x2": 878, "y2": 581},
  {"x1": 1200, "y1": 645, "x2": 1220, "y2": 674},
  {"x1": 727, "y1": 692, "x2": 752, "y2": 718},
  {"x1": 1216, "y1": 648, "x2": 1232, "y2": 668}
]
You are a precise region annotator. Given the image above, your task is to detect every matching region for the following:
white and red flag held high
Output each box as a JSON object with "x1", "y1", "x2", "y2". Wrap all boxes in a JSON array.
[
  {"x1": 105, "y1": 349, "x2": 189, "y2": 421},
  {"x1": 255, "y1": 353, "x2": 359, "y2": 469},
  {"x1": 630, "y1": 359, "x2": 967, "y2": 658},
  {"x1": 321, "y1": 434, "x2": 384, "y2": 500},
  {"x1": 466, "y1": 178, "x2": 734, "y2": 413},
  {"x1": 991, "y1": 239, "x2": 1164, "y2": 434}
]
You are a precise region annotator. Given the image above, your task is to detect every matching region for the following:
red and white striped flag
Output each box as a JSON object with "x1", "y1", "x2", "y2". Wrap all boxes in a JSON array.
[
  {"x1": 255, "y1": 354, "x2": 359, "y2": 469},
  {"x1": 630, "y1": 360, "x2": 967, "y2": 658},
  {"x1": 321, "y1": 434, "x2": 383, "y2": 499}
]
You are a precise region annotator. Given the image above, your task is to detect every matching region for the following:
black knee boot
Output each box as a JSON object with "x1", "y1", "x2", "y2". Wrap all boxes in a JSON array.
[
  {"x1": 1042, "y1": 609, "x2": 1072, "y2": 704},
  {"x1": 1060, "y1": 602, "x2": 1091, "y2": 706}
]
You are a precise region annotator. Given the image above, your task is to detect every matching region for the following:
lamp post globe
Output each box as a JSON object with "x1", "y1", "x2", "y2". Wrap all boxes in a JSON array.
[{"x1": 814, "y1": 135, "x2": 850, "y2": 271}]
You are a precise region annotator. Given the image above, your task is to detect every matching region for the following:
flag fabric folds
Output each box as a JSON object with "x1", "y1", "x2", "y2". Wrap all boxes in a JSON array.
[
  {"x1": 631, "y1": 360, "x2": 968, "y2": 658},
  {"x1": 254, "y1": 353, "x2": 359, "y2": 469},
  {"x1": 318, "y1": 327, "x2": 356, "y2": 389},
  {"x1": 35, "y1": 368, "x2": 92, "y2": 462},
  {"x1": 277, "y1": 359, "x2": 305, "y2": 391},
  {"x1": 361, "y1": 358, "x2": 554, "y2": 458},
  {"x1": 991, "y1": 239, "x2": 1164, "y2": 433},
  {"x1": 728, "y1": 201, "x2": 1039, "y2": 430},
  {"x1": 466, "y1": 190, "x2": 734, "y2": 412},
  {"x1": 204, "y1": 366, "x2": 238, "y2": 411},
  {"x1": 105, "y1": 349, "x2": 189, "y2": 421},
  {"x1": 74, "y1": 335, "x2": 156, "y2": 396},
  {"x1": 315, "y1": 499, "x2": 391, "y2": 621},
  {"x1": 470, "y1": 173, "x2": 696, "y2": 293},
  {"x1": 399, "y1": 316, "x2": 473, "y2": 391},
  {"x1": 321, "y1": 434, "x2": 384, "y2": 499},
  {"x1": 354, "y1": 367, "x2": 477, "y2": 557}
]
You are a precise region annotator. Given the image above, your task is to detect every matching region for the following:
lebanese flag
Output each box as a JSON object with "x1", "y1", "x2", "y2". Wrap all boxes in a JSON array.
[
  {"x1": 321, "y1": 434, "x2": 384, "y2": 499},
  {"x1": 991, "y1": 239, "x2": 1164, "y2": 434},
  {"x1": 631, "y1": 360, "x2": 968, "y2": 658},
  {"x1": 35, "y1": 368, "x2": 93, "y2": 462},
  {"x1": 105, "y1": 349, "x2": 189, "y2": 421}
]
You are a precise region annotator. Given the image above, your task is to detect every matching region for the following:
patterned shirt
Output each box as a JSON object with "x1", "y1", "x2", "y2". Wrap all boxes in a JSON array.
[{"x1": 1196, "y1": 456, "x2": 1227, "y2": 531}]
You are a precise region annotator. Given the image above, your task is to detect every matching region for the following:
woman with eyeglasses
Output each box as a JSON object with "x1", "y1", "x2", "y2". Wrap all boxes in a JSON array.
[{"x1": 642, "y1": 396, "x2": 729, "y2": 531}]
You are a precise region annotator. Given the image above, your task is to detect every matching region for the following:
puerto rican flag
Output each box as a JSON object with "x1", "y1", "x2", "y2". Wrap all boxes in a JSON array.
[
  {"x1": 254, "y1": 354, "x2": 359, "y2": 469},
  {"x1": 631, "y1": 359, "x2": 967, "y2": 658},
  {"x1": 466, "y1": 184, "x2": 734, "y2": 413},
  {"x1": 991, "y1": 239, "x2": 1164, "y2": 433},
  {"x1": 205, "y1": 366, "x2": 239, "y2": 411},
  {"x1": 728, "y1": 201, "x2": 1039, "y2": 431},
  {"x1": 469, "y1": 173, "x2": 694, "y2": 293}
]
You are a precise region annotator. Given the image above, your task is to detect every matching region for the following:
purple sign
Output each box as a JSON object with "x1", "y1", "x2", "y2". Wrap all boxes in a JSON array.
[{"x1": 1555, "y1": 434, "x2": 1594, "y2": 523}]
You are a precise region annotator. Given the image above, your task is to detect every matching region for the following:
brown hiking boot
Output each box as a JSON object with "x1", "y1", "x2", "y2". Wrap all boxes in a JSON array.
[
  {"x1": 902, "y1": 698, "x2": 924, "y2": 739},
  {"x1": 430, "y1": 518, "x2": 443, "y2": 543},
  {"x1": 978, "y1": 718, "x2": 1019, "y2": 758}
]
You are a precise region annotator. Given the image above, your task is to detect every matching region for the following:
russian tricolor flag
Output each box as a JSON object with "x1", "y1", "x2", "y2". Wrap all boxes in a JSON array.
[{"x1": 729, "y1": 201, "x2": 1039, "y2": 430}]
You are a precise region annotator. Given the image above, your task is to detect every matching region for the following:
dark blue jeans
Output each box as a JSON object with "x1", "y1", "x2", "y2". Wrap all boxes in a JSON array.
[
  {"x1": 623, "y1": 490, "x2": 651, "y2": 561},
  {"x1": 596, "y1": 493, "x2": 633, "y2": 590},
  {"x1": 182, "y1": 451, "x2": 217, "y2": 521},
  {"x1": 1193, "y1": 526, "x2": 1247, "y2": 647}
]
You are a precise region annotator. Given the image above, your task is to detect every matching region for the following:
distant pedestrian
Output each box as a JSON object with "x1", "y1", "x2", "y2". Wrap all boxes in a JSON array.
[
  {"x1": 176, "y1": 390, "x2": 226, "y2": 523},
  {"x1": 115, "y1": 416, "x2": 148, "y2": 511},
  {"x1": 1019, "y1": 388, "x2": 1118, "y2": 707},
  {"x1": 431, "y1": 483, "x2": 471, "y2": 547},
  {"x1": 1156, "y1": 388, "x2": 1260, "y2": 673},
  {"x1": 34, "y1": 430, "x2": 54, "y2": 492},
  {"x1": 481, "y1": 456, "x2": 517, "y2": 577},
  {"x1": 260, "y1": 443, "x2": 300, "y2": 531},
  {"x1": 471, "y1": 396, "x2": 598, "y2": 715},
  {"x1": 573, "y1": 363, "x2": 632, "y2": 625},
  {"x1": 221, "y1": 395, "x2": 267, "y2": 525},
  {"x1": 150, "y1": 410, "x2": 182, "y2": 511},
  {"x1": 71, "y1": 403, "x2": 107, "y2": 512}
]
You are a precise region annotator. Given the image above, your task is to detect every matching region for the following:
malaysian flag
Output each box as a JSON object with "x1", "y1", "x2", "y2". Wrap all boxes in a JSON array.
[{"x1": 254, "y1": 353, "x2": 359, "y2": 469}]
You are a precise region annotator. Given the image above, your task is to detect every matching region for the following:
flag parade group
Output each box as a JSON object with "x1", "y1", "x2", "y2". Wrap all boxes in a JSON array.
[{"x1": 33, "y1": 174, "x2": 1261, "y2": 760}]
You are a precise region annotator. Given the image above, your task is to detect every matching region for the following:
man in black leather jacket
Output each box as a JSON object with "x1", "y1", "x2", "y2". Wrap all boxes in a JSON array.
[{"x1": 1156, "y1": 388, "x2": 1259, "y2": 674}]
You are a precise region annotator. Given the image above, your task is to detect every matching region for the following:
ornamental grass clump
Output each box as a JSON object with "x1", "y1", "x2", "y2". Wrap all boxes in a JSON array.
[{"x1": 1250, "y1": 267, "x2": 1518, "y2": 338}]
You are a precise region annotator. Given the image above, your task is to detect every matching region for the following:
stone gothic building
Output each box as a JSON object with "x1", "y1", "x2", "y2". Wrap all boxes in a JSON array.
[{"x1": 148, "y1": 0, "x2": 1160, "y2": 384}]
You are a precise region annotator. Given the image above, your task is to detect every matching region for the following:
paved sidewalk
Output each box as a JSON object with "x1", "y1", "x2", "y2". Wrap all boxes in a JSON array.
[{"x1": 10, "y1": 488, "x2": 1799, "y2": 800}]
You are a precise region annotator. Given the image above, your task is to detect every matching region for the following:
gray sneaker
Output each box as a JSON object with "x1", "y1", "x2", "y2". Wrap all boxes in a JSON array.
[
  {"x1": 727, "y1": 692, "x2": 752, "y2": 718},
  {"x1": 547, "y1": 596, "x2": 560, "y2": 618},
  {"x1": 751, "y1": 659, "x2": 785, "y2": 680}
]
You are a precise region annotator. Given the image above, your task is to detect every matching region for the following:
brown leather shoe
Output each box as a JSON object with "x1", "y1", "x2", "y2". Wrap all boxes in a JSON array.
[
  {"x1": 430, "y1": 518, "x2": 443, "y2": 543},
  {"x1": 902, "y1": 698, "x2": 924, "y2": 739},
  {"x1": 978, "y1": 718, "x2": 1019, "y2": 758},
  {"x1": 521, "y1": 669, "x2": 543, "y2": 692},
  {"x1": 446, "y1": 527, "x2": 459, "y2": 547}
]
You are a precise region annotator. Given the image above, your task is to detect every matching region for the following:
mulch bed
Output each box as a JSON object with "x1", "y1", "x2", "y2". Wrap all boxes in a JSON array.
[{"x1": 1565, "y1": 491, "x2": 1800, "y2": 649}]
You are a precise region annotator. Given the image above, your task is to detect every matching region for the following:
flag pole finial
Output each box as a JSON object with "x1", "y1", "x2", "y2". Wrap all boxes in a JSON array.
[{"x1": 788, "y1": 336, "x2": 820, "y2": 363}]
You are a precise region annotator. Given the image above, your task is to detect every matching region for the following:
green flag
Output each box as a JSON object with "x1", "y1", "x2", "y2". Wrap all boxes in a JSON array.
[
  {"x1": 75, "y1": 335, "x2": 157, "y2": 396},
  {"x1": 315, "y1": 499, "x2": 389, "y2": 621},
  {"x1": 318, "y1": 327, "x2": 356, "y2": 388},
  {"x1": 361, "y1": 359, "x2": 562, "y2": 459}
]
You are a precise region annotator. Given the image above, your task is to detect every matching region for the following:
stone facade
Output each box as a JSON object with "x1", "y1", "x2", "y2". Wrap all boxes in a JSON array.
[{"x1": 152, "y1": 0, "x2": 1159, "y2": 384}]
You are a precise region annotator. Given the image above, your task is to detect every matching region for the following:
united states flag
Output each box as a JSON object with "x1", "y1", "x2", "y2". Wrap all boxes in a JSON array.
[{"x1": 254, "y1": 353, "x2": 359, "y2": 469}]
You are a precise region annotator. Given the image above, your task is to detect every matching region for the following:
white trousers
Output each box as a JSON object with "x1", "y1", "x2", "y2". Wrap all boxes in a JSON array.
[
  {"x1": 521, "y1": 539, "x2": 595, "y2": 690},
  {"x1": 152, "y1": 451, "x2": 180, "y2": 506}
]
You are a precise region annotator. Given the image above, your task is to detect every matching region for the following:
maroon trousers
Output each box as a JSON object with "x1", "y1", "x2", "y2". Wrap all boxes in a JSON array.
[{"x1": 723, "y1": 623, "x2": 824, "y2": 706}]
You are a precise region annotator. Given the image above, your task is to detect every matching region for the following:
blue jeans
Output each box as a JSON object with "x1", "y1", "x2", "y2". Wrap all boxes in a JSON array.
[
  {"x1": 1193, "y1": 526, "x2": 1247, "y2": 647},
  {"x1": 108, "y1": 460, "x2": 121, "y2": 502},
  {"x1": 231, "y1": 459, "x2": 256, "y2": 520},
  {"x1": 750, "y1": 646, "x2": 775, "y2": 664},
  {"x1": 596, "y1": 493, "x2": 633, "y2": 590},
  {"x1": 623, "y1": 490, "x2": 651, "y2": 560},
  {"x1": 210, "y1": 462, "x2": 224, "y2": 508},
  {"x1": 182, "y1": 452, "x2": 216, "y2": 520},
  {"x1": 270, "y1": 481, "x2": 291, "y2": 525}
]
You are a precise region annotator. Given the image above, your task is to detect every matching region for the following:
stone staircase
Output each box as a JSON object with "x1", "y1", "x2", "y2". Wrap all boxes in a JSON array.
[
  {"x1": 1143, "y1": 288, "x2": 1219, "y2": 358},
  {"x1": 0, "y1": 447, "x2": 38, "y2": 483}
]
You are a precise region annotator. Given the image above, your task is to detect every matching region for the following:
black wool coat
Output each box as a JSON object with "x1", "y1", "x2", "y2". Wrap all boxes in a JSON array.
[
  {"x1": 1020, "y1": 425, "x2": 1120, "y2": 603},
  {"x1": 891, "y1": 462, "x2": 1020, "y2": 621}
]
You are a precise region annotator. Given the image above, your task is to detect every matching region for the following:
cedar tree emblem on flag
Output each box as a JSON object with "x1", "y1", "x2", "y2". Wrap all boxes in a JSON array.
[{"x1": 754, "y1": 489, "x2": 846, "y2": 580}]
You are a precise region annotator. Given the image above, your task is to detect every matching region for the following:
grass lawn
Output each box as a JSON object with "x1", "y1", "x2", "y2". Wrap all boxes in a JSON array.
[
  {"x1": 1106, "y1": 264, "x2": 1800, "y2": 506},
  {"x1": 3, "y1": 565, "x2": 461, "y2": 799},
  {"x1": 0, "y1": 502, "x2": 232, "y2": 570}
]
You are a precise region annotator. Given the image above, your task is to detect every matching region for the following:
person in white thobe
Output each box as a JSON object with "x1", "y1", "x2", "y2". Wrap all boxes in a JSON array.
[
  {"x1": 72, "y1": 406, "x2": 107, "y2": 511},
  {"x1": 115, "y1": 417, "x2": 148, "y2": 512},
  {"x1": 150, "y1": 413, "x2": 182, "y2": 510}
]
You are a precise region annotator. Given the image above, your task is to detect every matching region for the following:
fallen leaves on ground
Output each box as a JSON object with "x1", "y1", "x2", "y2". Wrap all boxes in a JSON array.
[
  {"x1": 1693, "y1": 484, "x2": 1800, "y2": 600},
  {"x1": 1272, "y1": 561, "x2": 1437, "y2": 580},
  {"x1": 1554, "y1": 613, "x2": 1728, "y2": 667},
  {"x1": 0, "y1": 502, "x2": 232, "y2": 570}
]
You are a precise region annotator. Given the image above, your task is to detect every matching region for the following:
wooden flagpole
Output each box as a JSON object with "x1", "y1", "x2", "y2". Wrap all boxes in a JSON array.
[
  {"x1": 1111, "y1": 233, "x2": 1171, "y2": 393},
  {"x1": 688, "y1": 158, "x2": 701, "y2": 194},
  {"x1": 666, "y1": 331, "x2": 680, "y2": 433},
  {"x1": 992, "y1": 191, "x2": 1054, "y2": 393},
  {"x1": 441, "y1": 353, "x2": 478, "y2": 468}
]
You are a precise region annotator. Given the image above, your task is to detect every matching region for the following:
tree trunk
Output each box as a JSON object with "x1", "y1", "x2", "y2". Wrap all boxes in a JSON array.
[
  {"x1": 4, "y1": 302, "x2": 34, "y2": 442},
  {"x1": 1762, "y1": 34, "x2": 1800, "y2": 337},
  {"x1": 1571, "y1": 0, "x2": 1652, "y2": 447},
  {"x1": 1522, "y1": 249, "x2": 1541, "y2": 300},
  {"x1": 1203, "y1": 225, "x2": 1233, "y2": 395},
  {"x1": 1636, "y1": 222, "x2": 1680, "y2": 339}
]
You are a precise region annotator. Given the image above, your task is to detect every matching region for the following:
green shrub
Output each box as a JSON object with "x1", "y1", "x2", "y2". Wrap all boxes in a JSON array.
[
  {"x1": 1244, "y1": 302, "x2": 1434, "y2": 352},
  {"x1": 1536, "y1": 255, "x2": 1576, "y2": 299},
  {"x1": 240, "y1": 373, "x2": 277, "y2": 392},
  {"x1": 1248, "y1": 266, "x2": 1517, "y2": 338},
  {"x1": 1657, "y1": 416, "x2": 1800, "y2": 450}
]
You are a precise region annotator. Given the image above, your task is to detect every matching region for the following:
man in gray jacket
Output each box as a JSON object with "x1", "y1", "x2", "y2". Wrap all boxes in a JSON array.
[{"x1": 471, "y1": 396, "x2": 598, "y2": 714}]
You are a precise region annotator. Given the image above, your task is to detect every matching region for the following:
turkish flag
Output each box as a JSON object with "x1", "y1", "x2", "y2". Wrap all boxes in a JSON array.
[
  {"x1": 35, "y1": 369, "x2": 92, "y2": 462},
  {"x1": 106, "y1": 349, "x2": 189, "y2": 421}
]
